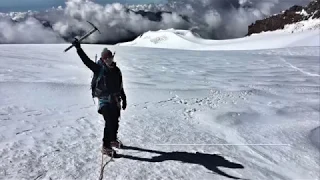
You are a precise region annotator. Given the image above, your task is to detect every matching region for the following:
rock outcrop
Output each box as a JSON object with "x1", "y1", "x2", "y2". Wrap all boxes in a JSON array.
[{"x1": 247, "y1": 0, "x2": 319, "y2": 35}]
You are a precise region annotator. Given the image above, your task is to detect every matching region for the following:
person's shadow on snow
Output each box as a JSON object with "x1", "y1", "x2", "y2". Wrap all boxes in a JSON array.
[{"x1": 117, "y1": 145, "x2": 245, "y2": 180}]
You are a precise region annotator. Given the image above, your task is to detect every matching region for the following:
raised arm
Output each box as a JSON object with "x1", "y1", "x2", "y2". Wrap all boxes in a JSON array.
[
  {"x1": 73, "y1": 39, "x2": 100, "y2": 73},
  {"x1": 76, "y1": 48, "x2": 100, "y2": 73}
]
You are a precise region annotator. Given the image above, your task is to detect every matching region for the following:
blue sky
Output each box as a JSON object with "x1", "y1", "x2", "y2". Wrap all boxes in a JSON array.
[{"x1": 0, "y1": 0, "x2": 165, "y2": 12}]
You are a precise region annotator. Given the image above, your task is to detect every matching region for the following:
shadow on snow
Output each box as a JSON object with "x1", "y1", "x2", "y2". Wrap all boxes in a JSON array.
[{"x1": 116, "y1": 145, "x2": 245, "y2": 179}]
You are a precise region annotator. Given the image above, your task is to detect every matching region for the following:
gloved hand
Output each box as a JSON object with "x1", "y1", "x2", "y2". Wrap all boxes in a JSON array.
[
  {"x1": 72, "y1": 38, "x2": 81, "y2": 49},
  {"x1": 122, "y1": 99, "x2": 127, "y2": 110}
]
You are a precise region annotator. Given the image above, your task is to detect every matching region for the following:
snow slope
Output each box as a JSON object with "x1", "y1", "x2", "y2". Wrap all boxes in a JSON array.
[
  {"x1": 118, "y1": 19, "x2": 320, "y2": 50},
  {"x1": 0, "y1": 36, "x2": 319, "y2": 179}
]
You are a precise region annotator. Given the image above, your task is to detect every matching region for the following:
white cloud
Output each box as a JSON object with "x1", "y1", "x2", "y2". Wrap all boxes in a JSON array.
[
  {"x1": 204, "y1": 10, "x2": 221, "y2": 29},
  {"x1": 0, "y1": 0, "x2": 312, "y2": 43},
  {"x1": 0, "y1": 17, "x2": 64, "y2": 43}
]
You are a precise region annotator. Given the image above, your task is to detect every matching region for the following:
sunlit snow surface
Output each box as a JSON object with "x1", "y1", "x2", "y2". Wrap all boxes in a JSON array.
[
  {"x1": 118, "y1": 19, "x2": 320, "y2": 51},
  {"x1": 0, "y1": 44, "x2": 319, "y2": 179}
]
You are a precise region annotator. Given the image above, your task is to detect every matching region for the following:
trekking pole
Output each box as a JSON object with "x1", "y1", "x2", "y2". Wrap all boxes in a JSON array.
[
  {"x1": 92, "y1": 98, "x2": 96, "y2": 105},
  {"x1": 92, "y1": 54, "x2": 98, "y2": 105}
]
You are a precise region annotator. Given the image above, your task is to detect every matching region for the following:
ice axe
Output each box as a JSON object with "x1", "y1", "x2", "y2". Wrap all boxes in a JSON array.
[{"x1": 64, "y1": 21, "x2": 101, "y2": 52}]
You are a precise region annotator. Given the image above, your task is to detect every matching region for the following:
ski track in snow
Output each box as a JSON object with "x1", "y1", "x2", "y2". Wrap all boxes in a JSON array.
[
  {"x1": 281, "y1": 58, "x2": 320, "y2": 77},
  {"x1": 0, "y1": 44, "x2": 319, "y2": 180},
  {"x1": 278, "y1": 49, "x2": 320, "y2": 77}
]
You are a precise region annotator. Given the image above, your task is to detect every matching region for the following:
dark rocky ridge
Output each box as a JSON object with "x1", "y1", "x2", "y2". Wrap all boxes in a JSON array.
[{"x1": 247, "y1": 0, "x2": 319, "y2": 35}]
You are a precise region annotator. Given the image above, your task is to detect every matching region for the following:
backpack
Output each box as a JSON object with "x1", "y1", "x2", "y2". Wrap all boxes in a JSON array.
[
  {"x1": 91, "y1": 60, "x2": 107, "y2": 98},
  {"x1": 91, "y1": 59, "x2": 122, "y2": 100}
]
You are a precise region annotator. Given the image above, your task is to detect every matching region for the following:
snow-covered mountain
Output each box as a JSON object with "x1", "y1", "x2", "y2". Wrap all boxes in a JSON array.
[
  {"x1": 0, "y1": 0, "x2": 316, "y2": 44},
  {"x1": 117, "y1": 18, "x2": 320, "y2": 50},
  {"x1": 118, "y1": 0, "x2": 320, "y2": 50},
  {"x1": 248, "y1": 0, "x2": 320, "y2": 35},
  {"x1": 0, "y1": 1, "x2": 320, "y2": 180},
  {"x1": 0, "y1": 19, "x2": 319, "y2": 179}
]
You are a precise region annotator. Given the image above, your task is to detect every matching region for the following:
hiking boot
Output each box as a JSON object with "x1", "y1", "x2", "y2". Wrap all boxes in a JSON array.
[
  {"x1": 111, "y1": 139, "x2": 123, "y2": 149},
  {"x1": 101, "y1": 146, "x2": 115, "y2": 157}
]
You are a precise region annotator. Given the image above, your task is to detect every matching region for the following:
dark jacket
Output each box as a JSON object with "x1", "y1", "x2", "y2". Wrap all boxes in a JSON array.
[{"x1": 76, "y1": 48, "x2": 126, "y2": 112}]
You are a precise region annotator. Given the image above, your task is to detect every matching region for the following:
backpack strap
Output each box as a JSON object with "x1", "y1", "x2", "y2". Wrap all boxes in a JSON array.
[
  {"x1": 91, "y1": 61, "x2": 107, "y2": 98},
  {"x1": 96, "y1": 65, "x2": 105, "y2": 83}
]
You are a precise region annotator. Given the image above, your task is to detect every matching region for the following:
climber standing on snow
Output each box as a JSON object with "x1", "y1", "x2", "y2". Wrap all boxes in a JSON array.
[{"x1": 73, "y1": 39, "x2": 127, "y2": 156}]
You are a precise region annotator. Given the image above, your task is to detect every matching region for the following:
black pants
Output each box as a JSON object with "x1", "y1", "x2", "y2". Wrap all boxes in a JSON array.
[{"x1": 100, "y1": 104, "x2": 120, "y2": 148}]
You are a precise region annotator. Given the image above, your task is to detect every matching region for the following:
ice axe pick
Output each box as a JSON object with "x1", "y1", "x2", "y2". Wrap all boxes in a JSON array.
[{"x1": 64, "y1": 21, "x2": 101, "y2": 52}]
